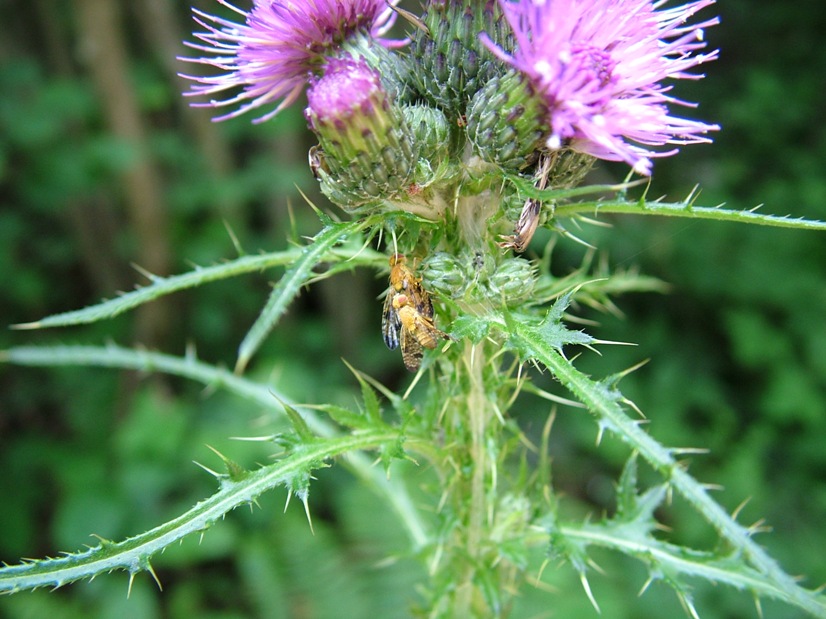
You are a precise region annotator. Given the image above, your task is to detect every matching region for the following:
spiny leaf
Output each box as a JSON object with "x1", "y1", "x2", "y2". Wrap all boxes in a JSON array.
[
  {"x1": 11, "y1": 242, "x2": 387, "y2": 331},
  {"x1": 235, "y1": 218, "x2": 369, "y2": 373},
  {"x1": 0, "y1": 430, "x2": 400, "y2": 593},
  {"x1": 509, "y1": 320, "x2": 826, "y2": 618},
  {"x1": 2, "y1": 344, "x2": 430, "y2": 549},
  {"x1": 306, "y1": 403, "x2": 372, "y2": 431},
  {"x1": 555, "y1": 198, "x2": 826, "y2": 231},
  {"x1": 449, "y1": 314, "x2": 492, "y2": 343},
  {"x1": 205, "y1": 445, "x2": 249, "y2": 483},
  {"x1": 12, "y1": 252, "x2": 303, "y2": 330},
  {"x1": 344, "y1": 363, "x2": 417, "y2": 420},
  {"x1": 557, "y1": 516, "x2": 826, "y2": 618},
  {"x1": 616, "y1": 454, "x2": 640, "y2": 520},
  {"x1": 505, "y1": 294, "x2": 594, "y2": 358},
  {"x1": 378, "y1": 435, "x2": 412, "y2": 477},
  {"x1": 342, "y1": 359, "x2": 382, "y2": 425},
  {"x1": 275, "y1": 399, "x2": 316, "y2": 443}
]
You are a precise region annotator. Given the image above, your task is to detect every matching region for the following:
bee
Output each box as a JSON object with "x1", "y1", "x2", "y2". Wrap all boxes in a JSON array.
[
  {"x1": 381, "y1": 254, "x2": 448, "y2": 371},
  {"x1": 392, "y1": 293, "x2": 450, "y2": 372},
  {"x1": 499, "y1": 151, "x2": 554, "y2": 253}
]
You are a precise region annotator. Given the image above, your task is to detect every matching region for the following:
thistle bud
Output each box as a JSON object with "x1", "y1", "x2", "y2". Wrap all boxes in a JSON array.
[
  {"x1": 466, "y1": 70, "x2": 548, "y2": 171},
  {"x1": 422, "y1": 250, "x2": 537, "y2": 307},
  {"x1": 542, "y1": 148, "x2": 596, "y2": 190},
  {"x1": 402, "y1": 104, "x2": 454, "y2": 184},
  {"x1": 409, "y1": 0, "x2": 513, "y2": 117},
  {"x1": 488, "y1": 258, "x2": 537, "y2": 304},
  {"x1": 421, "y1": 251, "x2": 466, "y2": 298},
  {"x1": 305, "y1": 56, "x2": 418, "y2": 210}
]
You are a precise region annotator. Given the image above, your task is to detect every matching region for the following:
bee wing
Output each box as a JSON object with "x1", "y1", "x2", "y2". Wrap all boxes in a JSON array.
[
  {"x1": 419, "y1": 288, "x2": 435, "y2": 320},
  {"x1": 382, "y1": 290, "x2": 401, "y2": 350},
  {"x1": 406, "y1": 280, "x2": 434, "y2": 320},
  {"x1": 400, "y1": 325, "x2": 423, "y2": 372}
]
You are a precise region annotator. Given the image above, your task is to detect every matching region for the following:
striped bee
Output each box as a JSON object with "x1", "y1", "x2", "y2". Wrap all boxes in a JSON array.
[{"x1": 381, "y1": 254, "x2": 449, "y2": 371}]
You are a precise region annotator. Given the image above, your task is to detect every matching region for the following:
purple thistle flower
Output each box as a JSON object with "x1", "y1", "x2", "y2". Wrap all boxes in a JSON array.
[
  {"x1": 305, "y1": 56, "x2": 385, "y2": 129},
  {"x1": 303, "y1": 56, "x2": 419, "y2": 208},
  {"x1": 483, "y1": 0, "x2": 720, "y2": 174},
  {"x1": 180, "y1": 0, "x2": 403, "y2": 123}
]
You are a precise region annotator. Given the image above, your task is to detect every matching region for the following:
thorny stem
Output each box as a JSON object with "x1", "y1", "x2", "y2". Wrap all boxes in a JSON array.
[
  {"x1": 455, "y1": 339, "x2": 494, "y2": 615},
  {"x1": 446, "y1": 184, "x2": 504, "y2": 616},
  {"x1": 467, "y1": 341, "x2": 489, "y2": 556}
]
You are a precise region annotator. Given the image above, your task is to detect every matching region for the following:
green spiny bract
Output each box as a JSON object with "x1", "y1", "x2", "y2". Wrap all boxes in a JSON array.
[
  {"x1": 466, "y1": 69, "x2": 548, "y2": 171},
  {"x1": 422, "y1": 249, "x2": 537, "y2": 306},
  {"x1": 541, "y1": 148, "x2": 597, "y2": 190},
  {"x1": 401, "y1": 104, "x2": 456, "y2": 186},
  {"x1": 408, "y1": 0, "x2": 514, "y2": 119},
  {"x1": 306, "y1": 57, "x2": 420, "y2": 211}
]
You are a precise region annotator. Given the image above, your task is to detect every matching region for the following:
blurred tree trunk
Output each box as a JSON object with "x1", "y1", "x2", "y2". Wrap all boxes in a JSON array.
[
  {"x1": 133, "y1": 0, "x2": 241, "y2": 223},
  {"x1": 33, "y1": 0, "x2": 129, "y2": 297},
  {"x1": 71, "y1": 0, "x2": 173, "y2": 347}
]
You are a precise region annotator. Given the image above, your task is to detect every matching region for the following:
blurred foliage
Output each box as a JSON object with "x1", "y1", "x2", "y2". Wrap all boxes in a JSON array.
[{"x1": 1, "y1": 0, "x2": 825, "y2": 617}]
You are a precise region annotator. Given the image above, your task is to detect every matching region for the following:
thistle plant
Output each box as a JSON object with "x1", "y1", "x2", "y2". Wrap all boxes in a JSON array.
[{"x1": 3, "y1": 0, "x2": 826, "y2": 617}]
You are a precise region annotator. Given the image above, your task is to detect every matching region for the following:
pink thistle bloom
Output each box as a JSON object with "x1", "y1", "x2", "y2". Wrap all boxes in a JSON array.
[
  {"x1": 484, "y1": 0, "x2": 720, "y2": 174},
  {"x1": 305, "y1": 56, "x2": 386, "y2": 129},
  {"x1": 180, "y1": 0, "x2": 403, "y2": 123}
]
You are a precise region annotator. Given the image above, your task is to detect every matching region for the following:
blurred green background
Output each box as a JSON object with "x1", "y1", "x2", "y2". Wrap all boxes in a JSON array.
[{"x1": 1, "y1": 1, "x2": 825, "y2": 617}]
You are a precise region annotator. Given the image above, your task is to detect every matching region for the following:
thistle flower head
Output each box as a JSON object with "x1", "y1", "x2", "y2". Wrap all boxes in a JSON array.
[
  {"x1": 483, "y1": 0, "x2": 720, "y2": 174},
  {"x1": 181, "y1": 0, "x2": 402, "y2": 123},
  {"x1": 305, "y1": 56, "x2": 385, "y2": 129},
  {"x1": 304, "y1": 56, "x2": 419, "y2": 209}
]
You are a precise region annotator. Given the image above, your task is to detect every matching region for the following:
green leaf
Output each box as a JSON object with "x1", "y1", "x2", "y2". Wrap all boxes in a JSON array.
[
  {"x1": 0, "y1": 430, "x2": 400, "y2": 593},
  {"x1": 235, "y1": 218, "x2": 369, "y2": 372},
  {"x1": 276, "y1": 399, "x2": 316, "y2": 443},
  {"x1": 13, "y1": 251, "x2": 304, "y2": 330},
  {"x1": 12, "y1": 244, "x2": 386, "y2": 331},
  {"x1": 505, "y1": 294, "x2": 594, "y2": 357},
  {"x1": 507, "y1": 317, "x2": 826, "y2": 618},
  {"x1": 557, "y1": 517, "x2": 826, "y2": 617},
  {"x1": 555, "y1": 198, "x2": 826, "y2": 231},
  {"x1": 449, "y1": 314, "x2": 492, "y2": 343},
  {"x1": 308, "y1": 404, "x2": 372, "y2": 431},
  {"x1": 343, "y1": 360, "x2": 383, "y2": 426},
  {"x1": 615, "y1": 454, "x2": 640, "y2": 521},
  {"x1": 2, "y1": 344, "x2": 430, "y2": 548}
]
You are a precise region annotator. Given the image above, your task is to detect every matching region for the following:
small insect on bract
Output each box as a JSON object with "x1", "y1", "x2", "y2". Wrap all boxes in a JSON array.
[
  {"x1": 499, "y1": 152, "x2": 555, "y2": 253},
  {"x1": 381, "y1": 254, "x2": 448, "y2": 372},
  {"x1": 308, "y1": 145, "x2": 329, "y2": 180},
  {"x1": 498, "y1": 197, "x2": 541, "y2": 253}
]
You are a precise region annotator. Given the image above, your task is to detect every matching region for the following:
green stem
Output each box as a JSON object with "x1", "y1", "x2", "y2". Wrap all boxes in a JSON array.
[
  {"x1": 455, "y1": 340, "x2": 493, "y2": 616},
  {"x1": 467, "y1": 341, "x2": 489, "y2": 557}
]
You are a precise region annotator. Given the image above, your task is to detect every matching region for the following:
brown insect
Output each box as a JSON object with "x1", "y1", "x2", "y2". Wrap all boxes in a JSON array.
[
  {"x1": 498, "y1": 197, "x2": 542, "y2": 253},
  {"x1": 308, "y1": 145, "x2": 329, "y2": 179},
  {"x1": 499, "y1": 152, "x2": 554, "y2": 253},
  {"x1": 381, "y1": 254, "x2": 448, "y2": 372}
]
